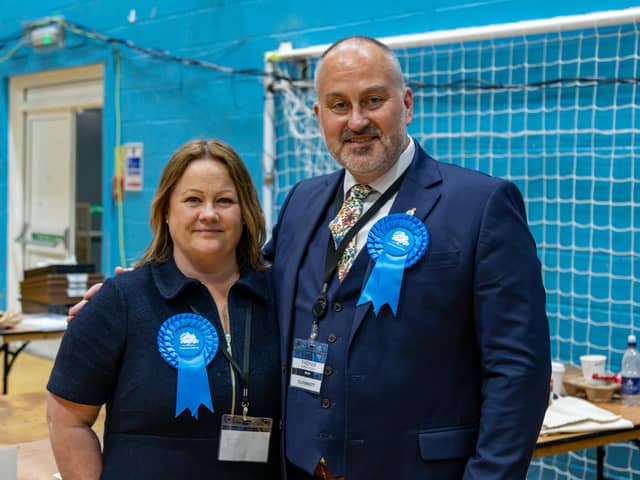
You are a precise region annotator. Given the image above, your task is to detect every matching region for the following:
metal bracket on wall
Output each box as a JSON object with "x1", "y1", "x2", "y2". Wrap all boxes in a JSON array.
[{"x1": 14, "y1": 223, "x2": 67, "y2": 248}]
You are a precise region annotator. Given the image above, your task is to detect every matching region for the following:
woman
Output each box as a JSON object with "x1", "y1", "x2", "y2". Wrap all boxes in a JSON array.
[{"x1": 46, "y1": 139, "x2": 280, "y2": 479}]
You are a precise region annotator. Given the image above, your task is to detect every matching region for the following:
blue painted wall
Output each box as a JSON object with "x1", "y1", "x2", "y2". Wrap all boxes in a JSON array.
[
  {"x1": 0, "y1": 2, "x2": 636, "y2": 281},
  {"x1": 1, "y1": 0, "x2": 638, "y2": 291},
  {"x1": 1, "y1": 0, "x2": 638, "y2": 286}
]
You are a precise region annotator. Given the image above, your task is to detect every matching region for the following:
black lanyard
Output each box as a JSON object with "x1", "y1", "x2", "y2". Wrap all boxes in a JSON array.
[
  {"x1": 310, "y1": 171, "x2": 407, "y2": 340},
  {"x1": 190, "y1": 301, "x2": 253, "y2": 413}
]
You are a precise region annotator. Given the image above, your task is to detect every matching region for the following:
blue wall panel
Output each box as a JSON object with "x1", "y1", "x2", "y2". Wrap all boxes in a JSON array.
[{"x1": 1, "y1": 0, "x2": 639, "y2": 293}]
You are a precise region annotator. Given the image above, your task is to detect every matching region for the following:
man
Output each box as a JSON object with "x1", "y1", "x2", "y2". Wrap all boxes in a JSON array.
[
  {"x1": 264, "y1": 36, "x2": 550, "y2": 479},
  {"x1": 72, "y1": 35, "x2": 550, "y2": 479}
]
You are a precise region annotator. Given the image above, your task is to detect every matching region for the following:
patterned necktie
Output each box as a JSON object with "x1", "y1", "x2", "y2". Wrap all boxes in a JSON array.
[{"x1": 328, "y1": 184, "x2": 373, "y2": 282}]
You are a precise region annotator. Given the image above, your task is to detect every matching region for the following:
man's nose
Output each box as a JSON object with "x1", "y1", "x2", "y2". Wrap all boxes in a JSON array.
[{"x1": 347, "y1": 106, "x2": 370, "y2": 131}]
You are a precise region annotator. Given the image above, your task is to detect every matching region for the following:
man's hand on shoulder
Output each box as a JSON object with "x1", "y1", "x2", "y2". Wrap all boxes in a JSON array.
[
  {"x1": 66, "y1": 266, "x2": 133, "y2": 323},
  {"x1": 67, "y1": 283, "x2": 102, "y2": 323},
  {"x1": 114, "y1": 266, "x2": 132, "y2": 276}
]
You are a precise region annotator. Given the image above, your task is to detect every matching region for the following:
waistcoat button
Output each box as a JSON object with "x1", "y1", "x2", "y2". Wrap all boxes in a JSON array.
[
  {"x1": 327, "y1": 333, "x2": 337, "y2": 343},
  {"x1": 321, "y1": 398, "x2": 331, "y2": 409},
  {"x1": 333, "y1": 302, "x2": 343, "y2": 312}
]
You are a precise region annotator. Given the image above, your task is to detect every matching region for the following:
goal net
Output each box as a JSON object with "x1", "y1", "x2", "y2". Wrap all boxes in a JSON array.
[{"x1": 263, "y1": 8, "x2": 640, "y2": 479}]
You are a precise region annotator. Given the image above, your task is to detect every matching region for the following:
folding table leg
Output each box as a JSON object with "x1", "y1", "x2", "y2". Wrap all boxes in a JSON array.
[
  {"x1": 596, "y1": 446, "x2": 608, "y2": 480},
  {"x1": 2, "y1": 342, "x2": 30, "y2": 394}
]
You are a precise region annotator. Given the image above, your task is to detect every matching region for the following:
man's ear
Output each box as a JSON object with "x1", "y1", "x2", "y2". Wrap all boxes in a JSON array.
[{"x1": 404, "y1": 87, "x2": 414, "y2": 126}]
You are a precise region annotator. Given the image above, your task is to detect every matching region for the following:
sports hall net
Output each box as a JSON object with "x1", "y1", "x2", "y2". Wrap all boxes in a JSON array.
[{"x1": 263, "y1": 9, "x2": 640, "y2": 479}]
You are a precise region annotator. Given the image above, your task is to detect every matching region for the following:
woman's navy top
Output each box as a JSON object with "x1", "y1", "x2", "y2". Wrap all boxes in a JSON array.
[{"x1": 48, "y1": 257, "x2": 281, "y2": 479}]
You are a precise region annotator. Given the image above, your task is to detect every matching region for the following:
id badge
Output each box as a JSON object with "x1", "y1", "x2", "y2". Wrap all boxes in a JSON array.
[
  {"x1": 290, "y1": 338, "x2": 328, "y2": 394},
  {"x1": 218, "y1": 414, "x2": 273, "y2": 463}
]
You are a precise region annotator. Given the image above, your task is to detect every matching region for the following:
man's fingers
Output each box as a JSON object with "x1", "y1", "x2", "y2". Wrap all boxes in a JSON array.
[
  {"x1": 66, "y1": 267, "x2": 133, "y2": 323},
  {"x1": 83, "y1": 282, "x2": 104, "y2": 301},
  {"x1": 66, "y1": 282, "x2": 104, "y2": 323},
  {"x1": 114, "y1": 266, "x2": 133, "y2": 275},
  {"x1": 67, "y1": 299, "x2": 87, "y2": 323}
]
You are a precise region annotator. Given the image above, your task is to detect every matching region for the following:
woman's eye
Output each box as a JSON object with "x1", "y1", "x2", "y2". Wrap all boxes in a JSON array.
[
  {"x1": 217, "y1": 197, "x2": 236, "y2": 206},
  {"x1": 185, "y1": 196, "x2": 201, "y2": 203}
]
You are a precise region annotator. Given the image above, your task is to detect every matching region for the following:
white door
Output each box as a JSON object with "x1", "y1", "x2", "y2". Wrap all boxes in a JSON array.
[
  {"x1": 22, "y1": 111, "x2": 75, "y2": 268},
  {"x1": 7, "y1": 65, "x2": 103, "y2": 310}
]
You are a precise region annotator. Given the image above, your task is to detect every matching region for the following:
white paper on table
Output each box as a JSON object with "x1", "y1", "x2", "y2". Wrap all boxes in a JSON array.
[
  {"x1": 540, "y1": 396, "x2": 634, "y2": 435},
  {"x1": 20, "y1": 313, "x2": 67, "y2": 331}
]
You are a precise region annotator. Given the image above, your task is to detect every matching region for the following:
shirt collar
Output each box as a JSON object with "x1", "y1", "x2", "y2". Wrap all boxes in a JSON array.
[
  {"x1": 151, "y1": 255, "x2": 268, "y2": 303},
  {"x1": 342, "y1": 136, "x2": 415, "y2": 196}
]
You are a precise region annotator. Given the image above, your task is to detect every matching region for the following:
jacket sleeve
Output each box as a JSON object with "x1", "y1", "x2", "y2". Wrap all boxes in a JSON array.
[{"x1": 464, "y1": 180, "x2": 550, "y2": 479}]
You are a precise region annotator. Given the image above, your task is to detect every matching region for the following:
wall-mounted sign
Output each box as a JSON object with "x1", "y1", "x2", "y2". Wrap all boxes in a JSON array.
[{"x1": 123, "y1": 143, "x2": 143, "y2": 192}]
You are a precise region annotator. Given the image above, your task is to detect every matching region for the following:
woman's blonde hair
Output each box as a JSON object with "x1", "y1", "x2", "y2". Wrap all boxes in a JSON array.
[{"x1": 136, "y1": 139, "x2": 266, "y2": 270}]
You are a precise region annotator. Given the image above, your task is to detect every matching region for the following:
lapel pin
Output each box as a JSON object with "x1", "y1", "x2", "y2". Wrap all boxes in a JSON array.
[{"x1": 405, "y1": 208, "x2": 416, "y2": 216}]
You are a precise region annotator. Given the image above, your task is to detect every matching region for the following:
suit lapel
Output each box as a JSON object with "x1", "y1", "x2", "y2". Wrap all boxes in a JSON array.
[{"x1": 349, "y1": 143, "x2": 442, "y2": 344}]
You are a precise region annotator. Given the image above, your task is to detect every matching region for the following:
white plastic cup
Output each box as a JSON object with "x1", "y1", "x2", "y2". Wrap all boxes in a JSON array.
[
  {"x1": 551, "y1": 361, "x2": 566, "y2": 395},
  {"x1": 580, "y1": 354, "x2": 607, "y2": 385}
]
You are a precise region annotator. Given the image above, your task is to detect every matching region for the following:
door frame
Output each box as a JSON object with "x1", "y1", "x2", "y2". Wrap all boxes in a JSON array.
[{"x1": 7, "y1": 64, "x2": 104, "y2": 310}]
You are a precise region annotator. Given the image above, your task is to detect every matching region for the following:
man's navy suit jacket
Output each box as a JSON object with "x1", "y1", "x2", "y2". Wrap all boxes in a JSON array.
[{"x1": 265, "y1": 141, "x2": 551, "y2": 479}]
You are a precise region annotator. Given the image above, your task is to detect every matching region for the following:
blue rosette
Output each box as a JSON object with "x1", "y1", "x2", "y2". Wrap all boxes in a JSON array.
[
  {"x1": 158, "y1": 313, "x2": 219, "y2": 419},
  {"x1": 357, "y1": 213, "x2": 429, "y2": 316}
]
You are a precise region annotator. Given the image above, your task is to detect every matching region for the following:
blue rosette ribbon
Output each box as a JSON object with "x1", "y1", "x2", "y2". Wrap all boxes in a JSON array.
[
  {"x1": 357, "y1": 213, "x2": 429, "y2": 316},
  {"x1": 158, "y1": 313, "x2": 218, "y2": 419}
]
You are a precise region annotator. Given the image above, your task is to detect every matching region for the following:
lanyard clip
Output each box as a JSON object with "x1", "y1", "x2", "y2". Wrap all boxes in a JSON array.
[
  {"x1": 311, "y1": 283, "x2": 329, "y2": 341},
  {"x1": 312, "y1": 282, "x2": 329, "y2": 320},
  {"x1": 312, "y1": 293, "x2": 328, "y2": 319}
]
